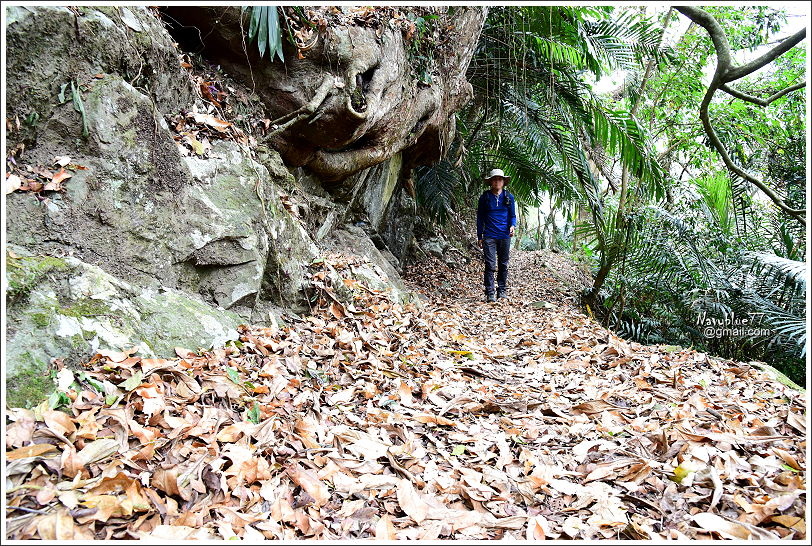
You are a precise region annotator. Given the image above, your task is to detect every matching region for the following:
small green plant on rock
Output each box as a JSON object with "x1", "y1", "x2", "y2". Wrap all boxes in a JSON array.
[{"x1": 405, "y1": 12, "x2": 441, "y2": 84}]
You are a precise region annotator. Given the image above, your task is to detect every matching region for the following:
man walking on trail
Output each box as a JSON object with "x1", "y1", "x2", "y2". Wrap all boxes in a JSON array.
[{"x1": 477, "y1": 168, "x2": 517, "y2": 302}]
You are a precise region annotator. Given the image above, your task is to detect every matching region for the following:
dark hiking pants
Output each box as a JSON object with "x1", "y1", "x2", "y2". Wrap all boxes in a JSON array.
[{"x1": 482, "y1": 237, "x2": 510, "y2": 295}]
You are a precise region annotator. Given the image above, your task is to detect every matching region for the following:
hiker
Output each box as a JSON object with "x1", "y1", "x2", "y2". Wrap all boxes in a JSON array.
[{"x1": 476, "y1": 168, "x2": 517, "y2": 302}]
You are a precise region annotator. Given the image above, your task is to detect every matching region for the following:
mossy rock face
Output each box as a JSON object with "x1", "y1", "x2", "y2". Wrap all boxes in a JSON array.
[
  {"x1": 5, "y1": 250, "x2": 242, "y2": 408},
  {"x1": 5, "y1": 353, "x2": 55, "y2": 410},
  {"x1": 6, "y1": 254, "x2": 69, "y2": 302},
  {"x1": 4, "y1": 5, "x2": 194, "y2": 148},
  {"x1": 6, "y1": 6, "x2": 321, "y2": 319},
  {"x1": 6, "y1": 67, "x2": 318, "y2": 319}
]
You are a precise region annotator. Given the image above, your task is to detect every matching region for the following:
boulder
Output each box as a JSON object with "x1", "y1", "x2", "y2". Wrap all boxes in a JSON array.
[
  {"x1": 325, "y1": 225, "x2": 409, "y2": 303},
  {"x1": 6, "y1": 74, "x2": 318, "y2": 316},
  {"x1": 419, "y1": 237, "x2": 448, "y2": 259},
  {"x1": 379, "y1": 188, "x2": 418, "y2": 268},
  {"x1": 5, "y1": 248, "x2": 243, "y2": 408}
]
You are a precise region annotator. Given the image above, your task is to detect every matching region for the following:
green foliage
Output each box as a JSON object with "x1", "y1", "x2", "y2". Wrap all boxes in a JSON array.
[
  {"x1": 247, "y1": 402, "x2": 260, "y2": 424},
  {"x1": 56, "y1": 80, "x2": 88, "y2": 136},
  {"x1": 579, "y1": 179, "x2": 806, "y2": 382},
  {"x1": 245, "y1": 6, "x2": 284, "y2": 62},
  {"x1": 48, "y1": 390, "x2": 72, "y2": 410},
  {"x1": 705, "y1": 6, "x2": 787, "y2": 51},
  {"x1": 405, "y1": 12, "x2": 441, "y2": 84},
  {"x1": 226, "y1": 366, "x2": 240, "y2": 384},
  {"x1": 573, "y1": 5, "x2": 807, "y2": 383},
  {"x1": 415, "y1": 6, "x2": 667, "y2": 230},
  {"x1": 415, "y1": 159, "x2": 458, "y2": 223}
]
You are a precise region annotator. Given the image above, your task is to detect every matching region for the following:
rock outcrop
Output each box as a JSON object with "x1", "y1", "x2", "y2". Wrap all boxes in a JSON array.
[{"x1": 4, "y1": 6, "x2": 484, "y2": 406}]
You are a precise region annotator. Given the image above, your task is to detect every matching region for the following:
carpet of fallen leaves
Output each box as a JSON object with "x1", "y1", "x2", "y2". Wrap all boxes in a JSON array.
[{"x1": 5, "y1": 250, "x2": 807, "y2": 540}]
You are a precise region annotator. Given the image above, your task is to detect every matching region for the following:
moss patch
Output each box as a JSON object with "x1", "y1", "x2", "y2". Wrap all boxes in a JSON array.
[
  {"x1": 59, "y1": 298, "x2": 111, "y2": 318},
  {"x1": 5, "y1": 352, "x2": 54, "y2": 408},
  {"x1": 30, "y1": 312, "x2": 53, "y2": 328},
  {"x1": 6, "y1": 254, "x2": 69, "y2": 302}
]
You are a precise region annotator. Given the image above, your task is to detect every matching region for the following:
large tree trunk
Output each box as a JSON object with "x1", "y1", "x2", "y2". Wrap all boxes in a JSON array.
[{"x1": 162, "y1": 7, "x2": 487, "y2": 186}]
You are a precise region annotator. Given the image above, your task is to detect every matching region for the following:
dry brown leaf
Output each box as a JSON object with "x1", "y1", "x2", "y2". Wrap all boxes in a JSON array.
[
  {"x1": 572, "y1": 399, "x2": 621, "y2": 414},
  {"x1": 396, "y1": 478, "x2": 429, "y2": 524},
  {"x1": 77, "y1": 438, "x2": 119, "y2": 466},
  {"x1": 286, "y1": 463, "x2": 329, "y2": 507},
  {"x1": 191, "y1": 112, "x2": 231, "y2": 132},
  {"x1": 94, "y1": 347, "x2": 138, "y2": 363},
  {"x1": 414, "y1": 413, "x2": 456, "y2": 426},
  {"x1": 43, "y1": 410, "x2": 77, "y2": 437},
  {"x1": 773, "y1": 447, "x2": 803, "y2": 471},
  {"x1": 771, "y1": 515, "x2": 806, "y2": 533},
  {"x1": 151, "y1": 467, "x2": 182, "y2": 497},
  {"x1": 36, "y1": 509, "x2": 81, "y2": 539},
  {"x1": 786, "y1": 410, "x2": 806, "y2": 434},
  {"x1": 6, "y1": 443, "x2": 58, "y2": 460},
  {"x1": 50, "y1": 168, "x2": 72, "y2": 185},
  {"x1": 375, "y1": 514, "x2": 397, "y2": 539},
  {"x1": 692, "y1": 512, "x2": 778, "y2": 540}
]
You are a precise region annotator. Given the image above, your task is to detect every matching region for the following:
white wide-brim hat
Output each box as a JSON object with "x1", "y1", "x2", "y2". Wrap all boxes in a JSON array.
[{"x1": 483, "y1": 168, "x2": 510, "y2": 183}]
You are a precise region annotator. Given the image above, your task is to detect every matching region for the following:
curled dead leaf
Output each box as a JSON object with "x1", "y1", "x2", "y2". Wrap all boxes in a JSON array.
[
  {"x1": 396, "y1": 478, "x2": 429, "y2": 524},
  {"x1": 190, "y1": 112, "x2": 231, "y2": 132},
  {"x1": 414, "y1": 413, "x2": 457, "y2": 426},
  {"x1": 286, "y1": 463, "x2": 329, "y2": 507}
]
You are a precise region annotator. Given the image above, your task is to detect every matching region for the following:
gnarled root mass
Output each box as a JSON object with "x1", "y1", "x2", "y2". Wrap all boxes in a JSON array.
[{"x1": 161, "y1": 6, "x2": 486, "y2": 184}]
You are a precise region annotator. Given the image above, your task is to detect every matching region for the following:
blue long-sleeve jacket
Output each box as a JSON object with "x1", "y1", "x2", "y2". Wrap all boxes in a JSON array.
[{"x1": 477, "y1": 190, "x2": 516, "y2": 240}]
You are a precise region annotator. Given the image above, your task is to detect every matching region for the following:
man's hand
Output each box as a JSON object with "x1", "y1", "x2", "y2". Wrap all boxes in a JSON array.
[
  {"x1": 478, "y1": 239, "x2": 483, "y2": 248},
  {"x1": 509, "y1": 226, "x2": 515, "y2": 237}
]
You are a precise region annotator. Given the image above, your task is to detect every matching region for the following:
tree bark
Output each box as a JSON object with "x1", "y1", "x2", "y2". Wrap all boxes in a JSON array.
[{"x1": 162, "y1": 6, "x2": 487, "y2": 186}]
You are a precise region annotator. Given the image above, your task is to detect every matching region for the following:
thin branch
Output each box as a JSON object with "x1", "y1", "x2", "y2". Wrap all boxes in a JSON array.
[
  {"x1": 719, "y1": 81, "x2": 806, "y2": 106},
  {"x1": 726, "y1": 28, "x2": 807, "y2": 82},
  {"x1": 674, "y1": 6, "x2": 806, "y2": 226},
  {"x1": 697, "y1": 86, "x2": 806, "y2": 224}
]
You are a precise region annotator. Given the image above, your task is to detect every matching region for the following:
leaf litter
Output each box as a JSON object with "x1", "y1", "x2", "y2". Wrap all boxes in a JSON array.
[{"x1": 5, "y1": 250, "x2": 806, "y2": 540}]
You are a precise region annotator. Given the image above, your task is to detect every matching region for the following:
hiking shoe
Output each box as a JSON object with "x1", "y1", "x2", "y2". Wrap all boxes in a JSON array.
[
  {"x1": 497, "y1": 289, "x2": 507, "y2": 300},
  {"x1": 487, "y1": 293, "x2": 497, "y2": 303}
]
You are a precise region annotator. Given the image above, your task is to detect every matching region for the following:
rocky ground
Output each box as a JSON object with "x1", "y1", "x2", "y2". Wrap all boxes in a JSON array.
[{"x1": 5, "y1": 250, "x2": 807, "y2": 540}]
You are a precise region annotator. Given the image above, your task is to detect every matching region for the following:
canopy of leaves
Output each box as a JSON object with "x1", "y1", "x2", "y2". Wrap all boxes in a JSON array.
[
  {"x1": 416, "y1": 6, "x2": 669, "y2": 223},
  {"x1": 577, "y1": 6, "x2": 807, "y2": 381}
]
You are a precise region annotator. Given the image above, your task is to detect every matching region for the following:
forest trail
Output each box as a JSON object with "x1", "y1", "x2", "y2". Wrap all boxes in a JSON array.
[{"x1": 5, "y1": 251, "x2": 807, "y2": 540}]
